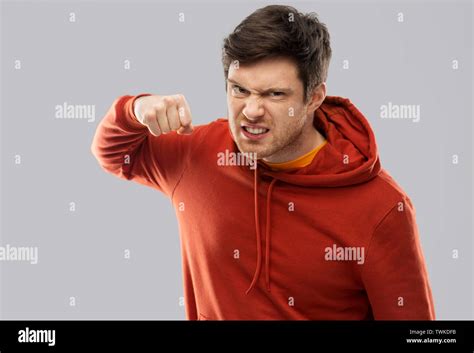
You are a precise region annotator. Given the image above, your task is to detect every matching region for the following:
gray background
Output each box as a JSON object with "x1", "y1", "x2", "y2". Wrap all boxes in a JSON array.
[{"x1": 0, "y1": 0, "x2": 472, "y2": 320}]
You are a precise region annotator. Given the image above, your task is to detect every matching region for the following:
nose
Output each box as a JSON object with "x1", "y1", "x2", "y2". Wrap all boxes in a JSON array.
[{"x1": 242, "y1": 97, "x2": 264, "y2": 121}]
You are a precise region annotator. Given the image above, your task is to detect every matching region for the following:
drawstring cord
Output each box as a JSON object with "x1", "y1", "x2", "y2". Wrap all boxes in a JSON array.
[
  {"x1": 246, "y1": 165, "x2": 277, "y2": 294},
  {"x1": 265, "y1": 178, "x2": 277, "y2": 291}
]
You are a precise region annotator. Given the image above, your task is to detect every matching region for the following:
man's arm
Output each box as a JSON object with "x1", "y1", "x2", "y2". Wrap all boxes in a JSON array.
[
  {"x1": 361, "y1": 197, "x2": 436, "y2": 320},
  {"x1": 90, "y1": 94, "x2": 199, "y2": 196}
]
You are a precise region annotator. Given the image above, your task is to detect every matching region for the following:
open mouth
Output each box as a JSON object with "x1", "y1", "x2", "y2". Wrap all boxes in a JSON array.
[
  {"x1": 241, "y1": 125, "x2": 270, "y2": 140},
  {"x1": 243, "y1": 126, "x2": 269, "y2": 135}
]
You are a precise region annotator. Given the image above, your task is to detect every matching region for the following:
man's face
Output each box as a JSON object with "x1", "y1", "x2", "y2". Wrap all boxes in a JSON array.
[{"x1": 226, "y1": 56, "x2": 313, "y2": 161}]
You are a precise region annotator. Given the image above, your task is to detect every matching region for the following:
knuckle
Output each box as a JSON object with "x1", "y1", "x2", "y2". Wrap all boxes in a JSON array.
[
  {"x1": 162, "y1": 96, "x2": 173, "y2": 106},
  {"x1": 154, "y1": 102, "x2": 165, "y2": 113}
]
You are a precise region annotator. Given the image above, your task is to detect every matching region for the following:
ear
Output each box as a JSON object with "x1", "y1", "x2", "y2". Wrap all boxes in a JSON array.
[{"x1": 306, "y1": 83, "x2": 327, "y2": 113}]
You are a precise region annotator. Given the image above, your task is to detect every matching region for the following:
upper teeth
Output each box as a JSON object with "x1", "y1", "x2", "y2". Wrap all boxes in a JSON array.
[{"x1": 245, "y1": 127, "x2": 268, "y2": 135}]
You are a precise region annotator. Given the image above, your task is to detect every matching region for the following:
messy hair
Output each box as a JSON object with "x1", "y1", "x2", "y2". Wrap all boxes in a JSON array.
[{"x1": 222, "y1": 5, "x2": 332, "y2": 102}]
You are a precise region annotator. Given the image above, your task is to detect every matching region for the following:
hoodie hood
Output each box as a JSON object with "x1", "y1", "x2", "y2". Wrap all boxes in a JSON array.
[
  {"x1": 246, "y1": 96, "x2": 382, "y2": 294},
  {"x1": 258, "y1": 96, "x2": 382, "y2": 186}
]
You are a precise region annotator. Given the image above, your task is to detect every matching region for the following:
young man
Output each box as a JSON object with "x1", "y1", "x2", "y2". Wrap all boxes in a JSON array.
[{"x1": 91, "y1": 5, "x2": 435, "y2": 320}]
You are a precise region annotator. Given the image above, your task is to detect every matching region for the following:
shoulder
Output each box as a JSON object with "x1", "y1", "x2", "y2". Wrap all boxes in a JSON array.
[
  {"x1": 193, "y1": 118, "x2": 228, "y2": 135},
  {"x1": 372, "y1": 169, "x2": 414, "y2": 206},
  {"x1": 349, "y1": 168, "x2": 416, "y2": 232},
  {"x1": 367, "y1": 169, "x2": 417, "y2": 229},
  {"x1": 190, "y1": 118, "x2": 231, "y2": 146}
]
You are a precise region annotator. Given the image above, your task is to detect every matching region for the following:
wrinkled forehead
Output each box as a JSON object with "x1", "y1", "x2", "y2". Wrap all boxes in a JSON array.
[{"x1": 228, "y1": 56, "x2": 300, "y2": 90}]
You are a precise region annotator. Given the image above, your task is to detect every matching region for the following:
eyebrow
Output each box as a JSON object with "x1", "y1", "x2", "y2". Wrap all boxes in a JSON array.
[{"x1": 227, "y1": 78, "x2": 293, "y2": 94}]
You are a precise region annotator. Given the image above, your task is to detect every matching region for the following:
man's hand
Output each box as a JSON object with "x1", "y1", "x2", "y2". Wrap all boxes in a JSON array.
[{"x1": 133, "y1": 94, "x2": 194, "y2": 136}]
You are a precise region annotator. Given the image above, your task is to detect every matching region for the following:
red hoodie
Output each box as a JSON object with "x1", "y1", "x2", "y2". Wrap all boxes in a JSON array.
[{"x1": 91, "y1": 94, "x2": 435, "y2": 320}]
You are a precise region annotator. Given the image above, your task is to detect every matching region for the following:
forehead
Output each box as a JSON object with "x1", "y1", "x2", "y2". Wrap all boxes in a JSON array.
[{"x1": 228, "y1": 56, "x2": 300, "y2": 88}]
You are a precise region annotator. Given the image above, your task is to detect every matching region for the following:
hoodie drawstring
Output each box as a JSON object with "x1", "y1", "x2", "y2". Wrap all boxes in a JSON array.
[
  {"x1": 246, "y1": 166, "x2": 277, "y2": 294},
  {"x1": 264, "y1": 177, "x2": 277, "y2": 291}
]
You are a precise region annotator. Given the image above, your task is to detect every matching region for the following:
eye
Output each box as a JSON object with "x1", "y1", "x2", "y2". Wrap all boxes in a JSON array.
[
  {"x1": 269, "y1": 91, "x2": 285, "y2": 97},
  {"x1": 231, "y1": 85, "x2": 248, "y2": 96}
]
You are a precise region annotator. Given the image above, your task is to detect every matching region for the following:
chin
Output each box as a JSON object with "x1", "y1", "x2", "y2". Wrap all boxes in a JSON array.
[{"x1": 236, "y1": 142, "x2": 272, "y2": 160}]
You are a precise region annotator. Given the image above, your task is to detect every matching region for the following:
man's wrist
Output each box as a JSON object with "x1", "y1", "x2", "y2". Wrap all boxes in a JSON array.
[
  {"x1": 129, "y1": 94, "x2": 152, "y2": 123},
  {"x1": 132, "y1": 96, "x2": 143, "y2": 122}
]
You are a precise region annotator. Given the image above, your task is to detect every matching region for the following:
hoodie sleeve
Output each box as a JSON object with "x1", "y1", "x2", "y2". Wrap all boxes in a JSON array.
[
  {"x1": 91, "y1": 94, "x2": 203, "y2": 197},
  {"x1": 361, "y1": 197, "x2": 436, "y2": 320}
]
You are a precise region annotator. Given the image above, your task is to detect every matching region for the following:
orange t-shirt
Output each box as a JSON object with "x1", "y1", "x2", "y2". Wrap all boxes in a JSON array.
[{"x1": 263, "y1": 140, "x2": 328, "y2": 170}]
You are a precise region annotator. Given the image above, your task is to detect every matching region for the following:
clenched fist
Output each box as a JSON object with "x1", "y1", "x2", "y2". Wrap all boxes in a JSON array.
[{"x1": 133, "y1": 94, "x2": 194, "y2": 136}]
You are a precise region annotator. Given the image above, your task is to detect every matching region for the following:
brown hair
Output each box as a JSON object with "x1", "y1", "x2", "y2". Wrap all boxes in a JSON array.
[{"x1": 222, "y1": 5, "x2": 332, "y2": 103}]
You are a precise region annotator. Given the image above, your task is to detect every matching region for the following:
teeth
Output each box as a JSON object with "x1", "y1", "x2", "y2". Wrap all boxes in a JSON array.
[{"x1": 244, "y1": 127, "x2": 269, "y2": 135}]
